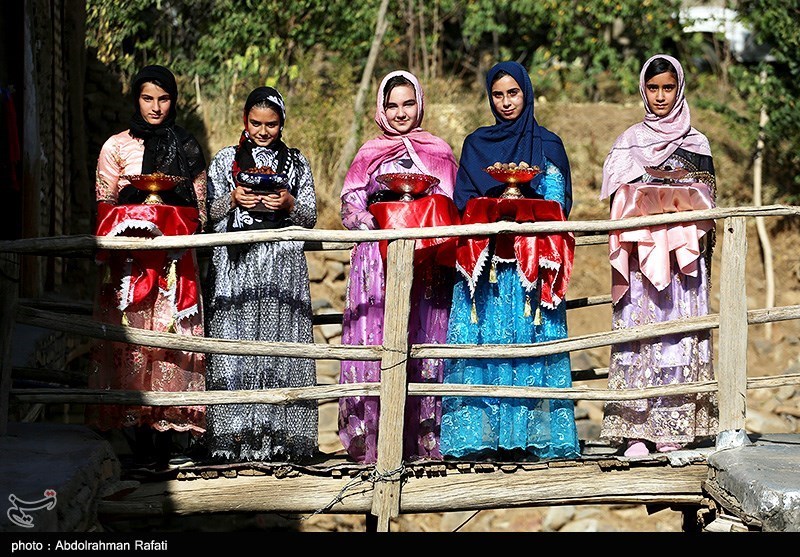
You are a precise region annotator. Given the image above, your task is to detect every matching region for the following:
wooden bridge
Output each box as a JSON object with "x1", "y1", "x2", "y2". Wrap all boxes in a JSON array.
[{"x1": 1, "y1": 205, "x2": 799, "y2": 532}]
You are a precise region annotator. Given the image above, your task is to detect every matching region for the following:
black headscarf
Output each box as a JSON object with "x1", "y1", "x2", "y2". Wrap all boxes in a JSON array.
[
  {"x1": 119, "y1": 65, "x2": 206, "y2": 206},
  {"x1": 232, "y1": 87, "x2": 291, "y2": 179},
  {"x1": 225, "y1": 87, "x2": 301, "y2": 260}
]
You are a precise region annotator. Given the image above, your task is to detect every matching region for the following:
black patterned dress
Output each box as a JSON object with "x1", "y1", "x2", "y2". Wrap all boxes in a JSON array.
[{"x1": 204, "y1": 144, "x2": 318, "y2": 462}]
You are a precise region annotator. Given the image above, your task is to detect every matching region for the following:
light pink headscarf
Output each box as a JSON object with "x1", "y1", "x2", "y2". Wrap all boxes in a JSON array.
[
  {"x1": 600, "y1": 54, "x2": 712, "y2": 200},
  {"x1": 340, "y1": 70, "x2": 458, "y2": 199}
]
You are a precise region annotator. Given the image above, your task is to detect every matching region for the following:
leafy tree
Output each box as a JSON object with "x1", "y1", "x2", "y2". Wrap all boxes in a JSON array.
[{"x1": 733, "y1": 0, "x2": 800, "y2": 198}]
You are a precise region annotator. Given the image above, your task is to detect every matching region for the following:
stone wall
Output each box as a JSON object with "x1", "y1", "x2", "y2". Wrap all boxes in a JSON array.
[{"x1": 306, "y1": 248, "x2": 350, "y2": 453}]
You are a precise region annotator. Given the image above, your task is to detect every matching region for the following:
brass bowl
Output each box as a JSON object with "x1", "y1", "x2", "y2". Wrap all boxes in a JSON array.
[
  {"x1": 121, "y1": 173, "x2": 184, "y2": 204},
  {"x1": 484, "y1": 166, "x2": 541, "y2": 184},
  {"x1": 484, "y1": 165, "x2": 542, "y2": 199},
  {"x1": 375, "y1": 172, "x2": 440, "y2": 201}
]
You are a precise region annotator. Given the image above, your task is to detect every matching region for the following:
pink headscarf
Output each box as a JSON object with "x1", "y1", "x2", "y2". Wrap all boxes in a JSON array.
[
  {"x1": 600, "y1": 54, "x2": 712, "y2": 200},
  {"x1": 340, "y1": 70, "x2": 458, "y2": 199}
]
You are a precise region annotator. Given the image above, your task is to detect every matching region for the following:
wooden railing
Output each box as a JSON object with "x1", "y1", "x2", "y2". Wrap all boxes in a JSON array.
[{"x1": 1, "y1": 204, "x2": 800, "y2": 531}]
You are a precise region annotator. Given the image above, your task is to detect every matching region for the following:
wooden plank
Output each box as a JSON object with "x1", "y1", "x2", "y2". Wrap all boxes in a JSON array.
[
  {"x1": 17, "y1": 302, "x2": 797, "y2": 365},
  {"x1": 0, "y1": 254, "x2": 19, "y2": 435},
  {"x1": 412, "y1": 304, "x2": 799, "y2": 359},
  {"x1": 97, "y1": 460, "x2": 708, "y2": 517},
  {"x1": 12, "y1": 370, "x2": 800, "y2": 407},
  {"x1": 716, "y1": 217, "x2": 749, "y2": 434},
  {"x1": 371, "y1": 239, "x2": 415, "y2": 530},
  {"x1": 15, "y1": 305, "x2": 381, "y2": 361}
]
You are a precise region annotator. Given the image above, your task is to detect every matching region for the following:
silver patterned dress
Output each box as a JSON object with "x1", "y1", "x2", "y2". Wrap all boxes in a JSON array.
[{"x1": 204, "y1": 144, "x2": 318, "y2": 462}]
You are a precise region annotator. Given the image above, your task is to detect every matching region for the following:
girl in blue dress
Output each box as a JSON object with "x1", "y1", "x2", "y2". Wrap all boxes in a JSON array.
[{"x1": 440, "y1": 61, "x2": 580, "y2": 461}]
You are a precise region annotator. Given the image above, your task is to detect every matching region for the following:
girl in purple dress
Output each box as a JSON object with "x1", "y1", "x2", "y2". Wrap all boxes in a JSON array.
[
  {"x1": 599, "y1": 54, "x2": 719, "y2": 457},
  {"x1": 338, "y1": 70, "x2": 458, "y2": 463}
]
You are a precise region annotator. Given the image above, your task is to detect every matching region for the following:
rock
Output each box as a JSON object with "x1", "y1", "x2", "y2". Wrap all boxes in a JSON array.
[
  {"x1": 325, "y1": 260, "x2": 346, "y2": 281},
  {"x1": 746, "y1": 408, "x2": 791, "y2": 434},
  {"x1": 306, "y1": 255, "x2": 327, "y2": 281},
  {"x1": 542, "y1": 505, "x2": 575, "y2": 531},
  {"x1": 439, "y1": 511, "x2": 480, "y2": 532},
  {"x1": 320, "y1": 323, "x2": 343, "y2": 340},
  {"x1": 315, "y1": 360, "x2": 340, "y2": 381},
  {"x1": 559, "y1": 518, "x2": 602, "y2": 532}
]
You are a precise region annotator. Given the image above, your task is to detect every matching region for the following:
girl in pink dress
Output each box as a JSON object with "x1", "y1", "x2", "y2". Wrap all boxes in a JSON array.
[
  {"x1": 599, "y1": 54, "x2": 719, "y2": 457},
  {"x1": 338, "y1": 70, "x2": 458, "y2": 463},
  {"x1": 87, "y1": 65, "x2": 207, "y2": 468}
]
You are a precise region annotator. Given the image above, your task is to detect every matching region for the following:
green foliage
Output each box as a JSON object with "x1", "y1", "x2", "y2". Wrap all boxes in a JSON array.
[
  {"x1": 733, "y1": 1, "x2": 800, "y2": 196},
  {"x1": 84, "y1": 0, "x2": 800, "y2": 202}
]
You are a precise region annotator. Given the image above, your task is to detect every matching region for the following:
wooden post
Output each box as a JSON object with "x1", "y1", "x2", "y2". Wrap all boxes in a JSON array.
[
  {"x1": 716, "y1": 217, "x2": 749, "y2": 447},
  {"x1": 0, "y1": 253, "x2": 20, "y2": 435},
  {"x1": 371, "y1": 239, "x2": 415, "y2": 532}
]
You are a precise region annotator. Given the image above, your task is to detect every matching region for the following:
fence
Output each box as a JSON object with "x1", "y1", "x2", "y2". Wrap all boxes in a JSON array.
[{"x1": 1, "y1": 204, "x2": 799, "y2": 532}]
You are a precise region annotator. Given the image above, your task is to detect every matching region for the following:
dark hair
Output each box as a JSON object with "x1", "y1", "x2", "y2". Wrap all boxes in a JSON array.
[
  {"x1": 249, "y1": 99, "x2": 285, "y2": 127},
  {"x1": 383, "y1": 75, "x2": 415, "y2": 108},
  {"x1": 139, "y1": 78, "x2": 167, "y2": 93},
  {"x1": 644, "y1": 57, "x2": 678, "y2": 82},
  {"x1": 490, "y1": 69, "x2": 511, "y2": 87}
]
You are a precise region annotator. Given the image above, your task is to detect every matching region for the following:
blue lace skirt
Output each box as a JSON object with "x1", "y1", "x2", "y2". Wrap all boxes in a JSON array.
[{"x1": 440, "y1": 262, "x2": 580, "y2": 459}]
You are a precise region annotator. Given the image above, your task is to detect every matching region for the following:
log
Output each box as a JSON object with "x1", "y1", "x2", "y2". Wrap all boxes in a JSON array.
[
  {"x1": 1, "y1": 205, "x2": 797, "y2": 254},
  {"x1": 97, "y1": 459, "x2": 708, "y2": 517},
  {"x1": 11, "y1": 371, "x2": 800, "y2": 407},
  {"x1": 717, "y1": 217, "x2": 749, "y2": 434},
  {"x1": 15, "y1": 306, "x2": 381, "y2": 361},
  {"x1": 372, "y1": 239, "x2": 415, "y2": 529}
]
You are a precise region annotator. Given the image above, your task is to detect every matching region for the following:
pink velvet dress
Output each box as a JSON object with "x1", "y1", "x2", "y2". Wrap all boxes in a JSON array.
[{"x1": 339, "y1": 156, "x2": 455, "y2": 463}]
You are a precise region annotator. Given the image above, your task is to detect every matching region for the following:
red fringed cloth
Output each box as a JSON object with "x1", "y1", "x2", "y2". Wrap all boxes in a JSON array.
[
  {"x1": 609, "y1": 182, "x2": 715, "y2": 304},
  {"x1": 94, "y1": 203, "x2": 201, "y2": 325},
  {"x1": 368, "y1": 193, "x2": 461, "y2": 267},
  {"x1": 456, "y1": 197, "x2": 574, "y2": 309}
]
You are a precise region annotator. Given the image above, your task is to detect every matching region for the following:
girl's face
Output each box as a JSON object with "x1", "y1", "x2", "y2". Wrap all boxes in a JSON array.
[
  {"x1": 491, "y1": 75, "x2": 524, "y2": 121},
  {"x1": 384, "y1": 84, "x2": 418, "y2": 134},
  {"x1": 245, "y1": 105, "x2": 281, "y2": 147},
  {"x1": 138, "y1": 82, "x2": 172, "y2": 125},
  {"x1": 644, "y1": 71, "x2": 679, "y2": 117}
]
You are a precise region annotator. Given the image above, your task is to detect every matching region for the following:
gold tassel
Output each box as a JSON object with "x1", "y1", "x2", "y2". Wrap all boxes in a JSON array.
[
  {"x1": 470, "y1": 299, "x2": 478, "y2": 324},
  {"x1": 523, "y1": 295, "x2": 531, "y2": 318},
  {"x1": 121, "y1": 312, "x2": 129, "y2": 326},
  {"x1": 534, "y1": 305, "x2": 542, "y2": 326},
  {"x1": 167, "y1": 318, "x2": 177, "y2": 333},
  {"x1": 167, "y1": 259, "x2": 177, "y2": 290},
  {"x1": 488, "y1": 261, "x2": 497, "y2": 283}
]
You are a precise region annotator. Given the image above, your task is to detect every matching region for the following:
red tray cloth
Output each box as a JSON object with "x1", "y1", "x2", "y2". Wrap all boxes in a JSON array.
[
  {"x1": 456, "y1": 197, "x2": 574, "y2": 309},
  {"x1": 94, "y1": 202, "x2": 201, "y2": 323},
  {"x1": 609, "y1": 182, "x2": 715, "y2": 304},
  {"x1": 368, "y1": 193, "x2": 461, "y2": 267}
]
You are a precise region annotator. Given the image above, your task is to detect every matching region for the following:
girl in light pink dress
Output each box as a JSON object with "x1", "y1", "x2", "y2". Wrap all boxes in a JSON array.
[
  {"x1": 599, "y1": 54, "x2": 719, "y2": 457},
  {"x1": 87, "y1": 65, "x2": 207, "y2": 468}
]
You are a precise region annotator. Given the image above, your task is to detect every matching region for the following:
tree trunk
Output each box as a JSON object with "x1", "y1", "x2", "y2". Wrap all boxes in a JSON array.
[
  {"x1": 754, "y1": 69, "x2": 774, "y2": 340},
  {"x1": 331, "y1": 0, "x2": 391, "y2": 200}
]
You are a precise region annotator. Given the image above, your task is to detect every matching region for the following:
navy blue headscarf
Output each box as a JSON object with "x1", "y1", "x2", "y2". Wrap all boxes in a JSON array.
[{"x1": 454, "y1": 61, "x2": 572, "y2": 216}]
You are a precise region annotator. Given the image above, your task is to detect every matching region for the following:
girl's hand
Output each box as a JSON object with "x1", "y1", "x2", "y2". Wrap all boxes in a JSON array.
[
  {"x1": 258, "y1": 188, "x2": 295, "y2": 212},
  {"x1": 231, "y1": 185, "x2": 260, "y2": 209}
]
